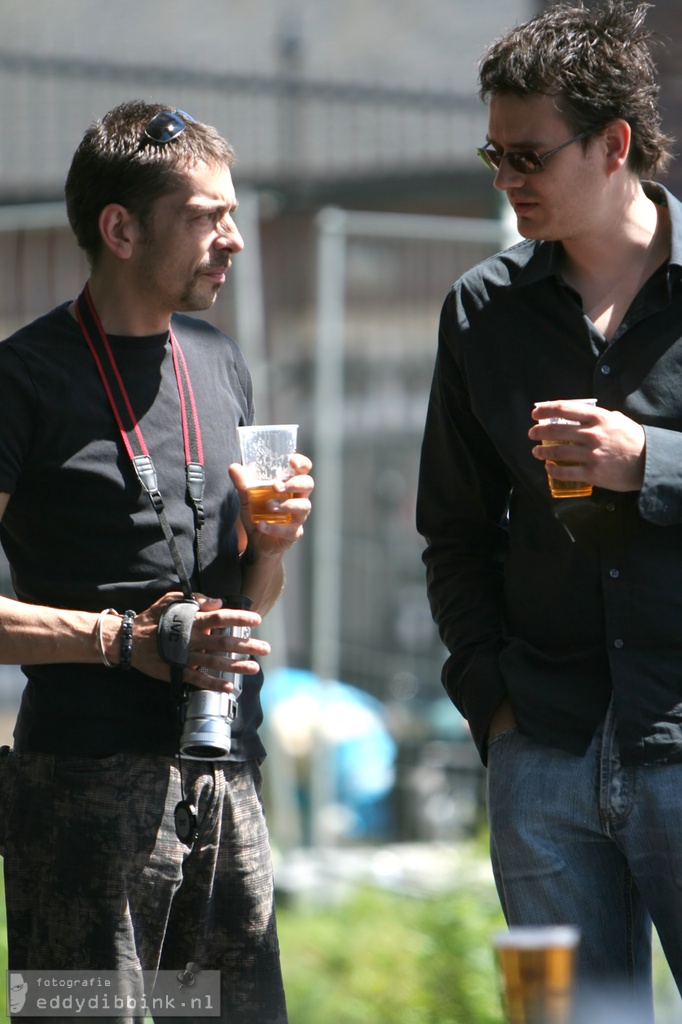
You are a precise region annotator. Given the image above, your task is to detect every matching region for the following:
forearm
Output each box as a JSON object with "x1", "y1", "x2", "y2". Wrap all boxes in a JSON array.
[
  {"x1": 418, "y1": 369, "x2": 511, "y2": 757},
  {"x1": 0, "y1": 592, "x2": 272, "y2": 691},
  {"x1": 423, "y1": 530, "x2": 509, "y2": 761},
  {"x1": 240, "y1": 548, "x2": 286, "y2": 617},
  {"x1": 0, "y1": 595, "x2": 103, "y2": 666}
]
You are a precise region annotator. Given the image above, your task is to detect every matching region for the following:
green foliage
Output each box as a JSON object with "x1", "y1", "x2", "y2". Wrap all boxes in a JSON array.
[
  {"x1": 0, "y1": 852, "x2": 677, "y2": 1024},
  {"x1": 278, "y1": 884, "x2": 506, "y2": 1024}
]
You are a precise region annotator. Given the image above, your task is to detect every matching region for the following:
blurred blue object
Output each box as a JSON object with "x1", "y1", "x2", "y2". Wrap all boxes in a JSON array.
[
  {"x1": 261, "y1": 668, "x2": 397, "y2": 839},
  {"x1": 425, "y1": 696, "x2": 472, "y2": 742}
]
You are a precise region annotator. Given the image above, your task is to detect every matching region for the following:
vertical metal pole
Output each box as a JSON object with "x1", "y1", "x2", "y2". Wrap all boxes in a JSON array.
[
  {"x1": 309, "y1": 207, "x2": 347, "y2": 847},
  {"x1": 311, "y1": 206, "x2": 347, "y2": 684}
]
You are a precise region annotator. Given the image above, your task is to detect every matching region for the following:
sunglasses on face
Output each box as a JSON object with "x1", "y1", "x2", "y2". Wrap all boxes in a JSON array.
[
  {"x1": 477, "y1": 130, "x2": 591, "y2": 174},
  {"x1": 143, "y1": 109, "x2": 197, "y2": 145}
]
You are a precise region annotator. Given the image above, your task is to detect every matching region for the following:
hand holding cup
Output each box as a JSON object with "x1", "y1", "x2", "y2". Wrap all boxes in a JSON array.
[{"x1": 530, "y1": 400, "x2": 647, "y2": 495}]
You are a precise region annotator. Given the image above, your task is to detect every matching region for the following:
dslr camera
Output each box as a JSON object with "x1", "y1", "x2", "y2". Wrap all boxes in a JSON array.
[{"x1": 179, "y1": 595, "x2": 252, "y2": 759}]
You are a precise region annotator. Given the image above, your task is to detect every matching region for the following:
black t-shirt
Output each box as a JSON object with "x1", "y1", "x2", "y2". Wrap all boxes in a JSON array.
[{"x1": 0, "y1": 302, "x2": 266, "y2": 759}]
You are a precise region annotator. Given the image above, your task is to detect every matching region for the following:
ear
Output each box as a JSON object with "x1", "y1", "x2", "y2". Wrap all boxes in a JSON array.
[
  {"x1": 602, "y1": 119, "x2": 631, "y2": 174},
  {"x1": 97, "y1": 204, "x2": 142, "y2": 260}
]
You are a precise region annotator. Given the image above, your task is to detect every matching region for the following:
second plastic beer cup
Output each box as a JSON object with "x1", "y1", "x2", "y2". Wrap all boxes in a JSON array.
[
  {"x1": 493, "y1": 926, "x2": 581, "y2": 1024},
  {"x1": 237, "y1": 424, "x2": 299, "y2": 524}
]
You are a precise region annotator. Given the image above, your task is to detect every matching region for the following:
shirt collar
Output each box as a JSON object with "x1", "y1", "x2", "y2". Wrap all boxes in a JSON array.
[
  {"x1": 510, "y1": 239, "x2": 563, "y2": 289},
  {"x1": 643, "y1": 180, "x2": 682, "y2": 274},
  {"x1": 510, "y1": 180, "x2": 682, "y2": 290}
]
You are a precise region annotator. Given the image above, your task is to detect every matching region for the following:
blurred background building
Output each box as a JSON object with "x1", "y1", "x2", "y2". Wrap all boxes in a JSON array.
[{"x1": 0, "y1": 0, "x2": 679, "y2": 844}]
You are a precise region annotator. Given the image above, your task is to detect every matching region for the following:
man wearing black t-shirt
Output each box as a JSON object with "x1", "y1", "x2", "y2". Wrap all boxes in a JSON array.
[{"x1": 0, "y1": 101, "x2": 313, "y2": 1023}]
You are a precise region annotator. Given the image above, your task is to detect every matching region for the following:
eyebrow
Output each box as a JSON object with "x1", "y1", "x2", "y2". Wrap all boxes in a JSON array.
[{"x1": 186, "y1": 199, "x2": 239, "y2": 214}]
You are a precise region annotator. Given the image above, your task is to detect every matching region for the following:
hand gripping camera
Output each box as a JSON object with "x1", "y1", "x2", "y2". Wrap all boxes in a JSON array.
[
  {"x1": 157, "y1": 594, "x2": 253, "y2": 760},
  {"x1": 180, "y1": 594, "x2": 253, "y2": 760}
]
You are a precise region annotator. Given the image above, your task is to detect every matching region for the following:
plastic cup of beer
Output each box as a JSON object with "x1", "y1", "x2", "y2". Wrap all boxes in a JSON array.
[
  {"x1": 237, "y1": 424, "x2": 298, "y2": 524},
  {"x1": 535, "y1": 398, "x2": 597, "y2": 498},
  {"x1": 493, "y1": 925, "x2": 581, "y2": 1024}
]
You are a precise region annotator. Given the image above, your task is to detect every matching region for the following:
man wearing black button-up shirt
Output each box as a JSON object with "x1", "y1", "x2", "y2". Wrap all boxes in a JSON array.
[{"x1": 417, "y1": 1, "x2": 682, "y2": 1015}]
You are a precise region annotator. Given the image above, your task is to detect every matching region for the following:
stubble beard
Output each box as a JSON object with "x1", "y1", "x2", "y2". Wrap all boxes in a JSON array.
[{"x1": 177, "y1": 259, "x2": 229, "y2": 311}]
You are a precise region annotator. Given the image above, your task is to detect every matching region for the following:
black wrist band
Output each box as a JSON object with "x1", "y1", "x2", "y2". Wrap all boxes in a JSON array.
[{"x1": 119, "y1": 609, "x2": 135, "y2": 671}]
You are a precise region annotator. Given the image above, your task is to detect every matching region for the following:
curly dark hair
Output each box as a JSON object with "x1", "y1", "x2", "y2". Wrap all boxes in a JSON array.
[
  {"x1": 65, "y1": 100, "x2": 236, "y2": 267},
  {"x1": 478, "y1": 0, "x2": 674, "y2": 177}
]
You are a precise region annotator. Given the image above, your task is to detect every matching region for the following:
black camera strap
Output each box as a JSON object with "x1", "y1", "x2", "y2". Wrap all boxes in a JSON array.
[{"x1": 75, "y1": 284, "x2": 206, "y2": 601}]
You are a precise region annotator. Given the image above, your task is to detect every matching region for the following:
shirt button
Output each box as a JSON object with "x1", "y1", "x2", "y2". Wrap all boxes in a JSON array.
[
  {"x1": 600, "y1": 365, "x2": 612, "y2": 375},
  {"x1": 605, "y1": 502, "x2": 616, "y2": 512},
  {"x1": 614, "y1": 638, "x2": 624, "y2": 649},
  {"x1": 609, "y1": 569, "x2": 620, "y2": 579}
]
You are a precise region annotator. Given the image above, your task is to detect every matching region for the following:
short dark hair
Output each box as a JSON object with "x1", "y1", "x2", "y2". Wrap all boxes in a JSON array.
[
  {"x1": 65, "y1": 100, "x2": 236, "y2": 266},
  {"x1": 478, "y1": 0, "x2": 674, "y2": 177}
]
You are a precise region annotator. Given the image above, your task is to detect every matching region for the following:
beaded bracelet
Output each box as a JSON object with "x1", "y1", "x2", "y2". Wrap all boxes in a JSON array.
[
  {"x1": 119, "y1": 610, "x2": 136, "y2": 672},
  {"x1": 96, "y1": 608, "x2": 120, "y2": 669}
]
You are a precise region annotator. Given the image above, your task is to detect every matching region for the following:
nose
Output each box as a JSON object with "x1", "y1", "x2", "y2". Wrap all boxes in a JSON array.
[
  {"x1": 214, "y1": 215, "x2": 245, "y2": 252},
  {"x1": 493, "y1": 158, "x2": 528, "y2": 192}
]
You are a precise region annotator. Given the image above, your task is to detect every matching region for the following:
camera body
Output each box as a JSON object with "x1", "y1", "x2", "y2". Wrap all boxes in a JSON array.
[{"x1": 179, "y1": 596, "x2": 252, "y2": 760}]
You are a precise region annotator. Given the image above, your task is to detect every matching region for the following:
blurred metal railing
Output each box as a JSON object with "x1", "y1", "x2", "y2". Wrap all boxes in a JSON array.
[
  {"x1": 312, "y1": 206, "x2": 515, "y2": 691},
  {"x1": 0, "y1": 51, "x2": 483, "y2": 196}
]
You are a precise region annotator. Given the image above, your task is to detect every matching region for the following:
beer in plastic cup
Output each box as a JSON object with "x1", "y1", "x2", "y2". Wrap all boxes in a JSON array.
[
  {"x1": 493, "y1": 925, "x2": 580, "y2": 1024},
  {"x1": 535, "y1": 399, "x2": 597, "y2": 498},
  {"x1": 237, "y1": 424, "x2": 298, "y2": 524}
]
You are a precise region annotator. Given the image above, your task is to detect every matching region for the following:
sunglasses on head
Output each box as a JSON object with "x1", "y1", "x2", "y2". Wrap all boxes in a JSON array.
[
  {"x1": 143, "y1": 109, "x2": 197, "y2": 145},
  {"x1": 477, "y1": 130, "x2": 591, "y2": 174}
]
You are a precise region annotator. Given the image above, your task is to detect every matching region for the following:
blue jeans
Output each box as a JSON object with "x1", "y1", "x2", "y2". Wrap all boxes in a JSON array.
[{"x1": 487, "y1": 702, "x2": 682, "y2": 1022}]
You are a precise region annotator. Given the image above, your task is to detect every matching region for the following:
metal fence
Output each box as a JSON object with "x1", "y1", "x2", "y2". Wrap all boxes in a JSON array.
[{"x1": 310, "y1": 208, "x2": 513, "y2": 711}]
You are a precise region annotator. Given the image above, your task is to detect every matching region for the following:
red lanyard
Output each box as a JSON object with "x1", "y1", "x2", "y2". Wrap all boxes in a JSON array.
[{"x1": 75, "y1": 284, "x2": 205, "y2": 599}]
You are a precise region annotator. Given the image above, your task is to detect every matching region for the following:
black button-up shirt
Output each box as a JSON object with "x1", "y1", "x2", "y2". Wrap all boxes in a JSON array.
[{"x1": 417, "y1": 182, "x2": 682, "y2": 766}]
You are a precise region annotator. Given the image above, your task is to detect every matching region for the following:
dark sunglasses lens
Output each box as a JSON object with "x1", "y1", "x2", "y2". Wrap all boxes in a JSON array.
[
  {"x1": 144, "y1": 111, "x2": 189, "y2": 144},
  {"x1": 508, "y1": 151, "x2": 543, "y2": 174},
  {"x1": 478, "y1": 146, "x2": 545, "y2": 174}
]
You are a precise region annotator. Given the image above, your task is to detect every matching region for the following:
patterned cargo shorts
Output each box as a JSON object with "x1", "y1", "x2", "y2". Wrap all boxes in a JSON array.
[{"x1": 0, "y1": 750, "x2": 287, "y2": 1023}]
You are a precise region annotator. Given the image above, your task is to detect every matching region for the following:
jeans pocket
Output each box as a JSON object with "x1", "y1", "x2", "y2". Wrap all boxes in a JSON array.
[{"x1": 488, "y1": 726, "x2": 518, "y2": 751}]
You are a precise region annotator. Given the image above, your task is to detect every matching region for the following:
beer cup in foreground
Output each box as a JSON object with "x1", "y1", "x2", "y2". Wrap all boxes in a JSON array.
[
  {"x1": 535, "y1": 398, "x2": 597, "y2": 499},
  {"x1": 493, "y1": 925, "x2": 581, "y2": 1024},
  {"x1": 237, "y1": 424, "x2": 298, "y2": 524}
]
